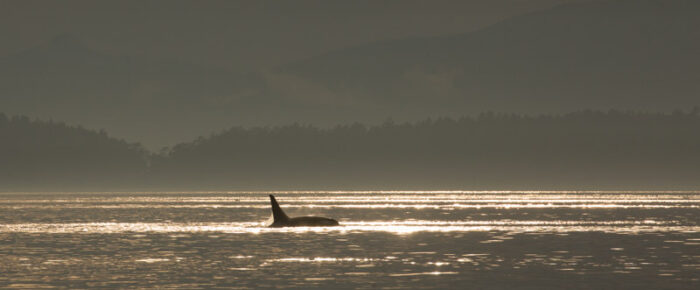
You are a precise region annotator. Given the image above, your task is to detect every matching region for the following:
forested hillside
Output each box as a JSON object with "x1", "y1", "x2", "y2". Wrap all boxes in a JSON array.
[
  {"x1": 3, "y1": 109, "x2": 700, "y2": 190},
  {"x1": 0, "y1": 114, "x2": 148, "y2": 189},
  {"x1": 152, "y1": 109, "x2": 700, "y2": 189}
]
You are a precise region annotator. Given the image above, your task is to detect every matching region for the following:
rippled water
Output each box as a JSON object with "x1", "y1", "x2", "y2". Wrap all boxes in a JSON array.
[{"x1": 0, "y1": 191, "x2": 698, "y2": 289}]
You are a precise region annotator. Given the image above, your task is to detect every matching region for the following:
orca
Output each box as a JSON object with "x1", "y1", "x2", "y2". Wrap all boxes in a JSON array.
[{"x1": 268, "y1": 195, "x2": 339, "y2": 227}]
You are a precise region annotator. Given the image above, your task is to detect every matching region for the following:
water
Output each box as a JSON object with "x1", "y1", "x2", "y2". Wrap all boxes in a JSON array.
[{"x1": 0, "y1": 191, "x2": 698, "y2": 289}]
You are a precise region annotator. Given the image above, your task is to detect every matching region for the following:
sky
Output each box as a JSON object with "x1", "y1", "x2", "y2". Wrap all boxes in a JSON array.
[{"x1": 0, "y1": 0, "x2": 590, "y2": 70}]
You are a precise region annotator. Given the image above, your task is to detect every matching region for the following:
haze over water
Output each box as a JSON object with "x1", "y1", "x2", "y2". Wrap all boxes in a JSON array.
[{"x1": 0, "y1": 191, "x2": 698, "y2": 289}]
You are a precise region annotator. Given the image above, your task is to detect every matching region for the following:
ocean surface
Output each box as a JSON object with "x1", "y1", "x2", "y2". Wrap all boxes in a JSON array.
[{"x1": 0, "y1": 191, "x2": 698, "y2": 289}]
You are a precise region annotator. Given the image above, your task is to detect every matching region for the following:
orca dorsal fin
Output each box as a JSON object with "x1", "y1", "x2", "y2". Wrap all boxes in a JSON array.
[{"x1": 269, "y1": 195, "x2": 289, "y2": 223}]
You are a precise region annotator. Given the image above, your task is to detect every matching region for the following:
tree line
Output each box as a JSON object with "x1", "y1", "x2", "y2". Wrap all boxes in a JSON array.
[
  {"x1": 2, "y1": 109, "x2": 700, "y2": 190},
  {"x1": 0, "y1": 113, "x2": 148, "y2": 189}
]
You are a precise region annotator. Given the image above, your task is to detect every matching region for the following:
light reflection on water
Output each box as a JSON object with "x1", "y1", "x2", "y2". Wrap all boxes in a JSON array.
[
  {"x1": 2, "y1": 204, "x2": 698, "y2": 209},
  {"x1": 0, "y1": 191, "x2": 698, "y2": 289},
  {"x1": 1, "y1": 220, "x2": 698, "y2": 234},
  {"x1": 2, "y1": 191, "x2": 698, "y2": 211}
]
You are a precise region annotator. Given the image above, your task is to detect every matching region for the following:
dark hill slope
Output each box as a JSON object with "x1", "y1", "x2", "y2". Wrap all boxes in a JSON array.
[
  {"x1": 154, "y1": 109, "x2": 700, "y2": 189},
  {"x1": 0, "y1": 113, "x2": 148, "y2": 189}
]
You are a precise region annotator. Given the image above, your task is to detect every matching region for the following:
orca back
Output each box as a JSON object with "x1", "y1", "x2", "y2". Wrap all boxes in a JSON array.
[{"x1": 268, "y1": 195, "x2": 339, "y2": 227}]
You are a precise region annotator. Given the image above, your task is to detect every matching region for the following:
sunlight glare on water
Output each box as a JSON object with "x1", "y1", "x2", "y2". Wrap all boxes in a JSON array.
[
  {"x1": 0, "y1": 220, "x2": 697, "y2": 234},
  {"x1": 0, "y1": 191, "x2": 698, "y2": 288}
]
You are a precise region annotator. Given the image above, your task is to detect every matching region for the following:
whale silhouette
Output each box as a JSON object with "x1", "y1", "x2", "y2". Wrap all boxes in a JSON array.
[{"x1": 268, "y1": 195, "x2": 340, "y2": 227}]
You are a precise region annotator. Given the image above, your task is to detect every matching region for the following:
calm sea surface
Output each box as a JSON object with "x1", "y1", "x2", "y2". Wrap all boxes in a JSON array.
[{"x1": 0, "y1": 191, "x2": 698, "y2": 289}]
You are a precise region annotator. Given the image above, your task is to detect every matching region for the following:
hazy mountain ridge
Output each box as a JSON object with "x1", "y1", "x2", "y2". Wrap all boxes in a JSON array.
[
  {"x1": 0, "y1": 34, "x2": 265, "y2": 148},
  {"x1": 0, "y1": 34, "x2": 261, "y2": 108},
  {"x1": 1, "y1": 0, "x2": 698, "y2": 148},
  {"x1": 284, "y1": 0, "x2": 700, "y2": 112}
]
